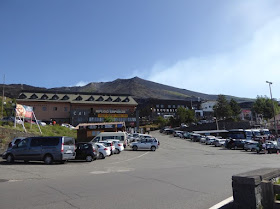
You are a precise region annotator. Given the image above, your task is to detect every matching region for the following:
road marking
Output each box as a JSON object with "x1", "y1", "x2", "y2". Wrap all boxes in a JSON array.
[
  {"x1": 110, "y1": 152, "x2": 150, "y2": 164},
  {"x1": 209, "y1": 196, "x2": 233, "y2": 209},
  {"x1": 90, "y1": 168, "x2": 134, "y2": 175}
]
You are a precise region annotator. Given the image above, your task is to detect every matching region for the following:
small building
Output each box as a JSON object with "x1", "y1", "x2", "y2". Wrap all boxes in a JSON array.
[
  {"x1": 75, "y1": 122, "x2": 126, "y2": 142},
  {"x1": 16, "y1": 91, "x2": 138, "y2": 126}
]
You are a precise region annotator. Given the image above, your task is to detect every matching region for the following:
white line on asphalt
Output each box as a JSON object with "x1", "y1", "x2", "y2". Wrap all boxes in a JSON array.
[
  {"x1": 110, "y1": 152, "x2": 150, "y2": 164},
  {"x1": 90, "y1": 168, "x2": 134, "y2": 175},
  {"x1": 209, "y1": 196, "x2": 233, "y2": 209}
]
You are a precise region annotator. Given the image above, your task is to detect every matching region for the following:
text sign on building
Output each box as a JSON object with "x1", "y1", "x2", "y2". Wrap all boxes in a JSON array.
[
  {"x1": 98, "y1": 114, "x2": 128, "y2": 118},
  {"x1": 96, "y1": 109, "x2": 126, "y2": 114}
]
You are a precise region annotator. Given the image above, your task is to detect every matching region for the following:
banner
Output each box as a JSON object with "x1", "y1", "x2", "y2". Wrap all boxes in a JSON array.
[{"x1": 16, "y1": 104, "x2": 33, "y2": 118}]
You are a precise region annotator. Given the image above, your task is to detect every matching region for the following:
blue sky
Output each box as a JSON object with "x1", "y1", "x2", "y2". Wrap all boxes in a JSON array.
[{"x1": 1, "y1": 0, "x2": 280, "y2": 99}]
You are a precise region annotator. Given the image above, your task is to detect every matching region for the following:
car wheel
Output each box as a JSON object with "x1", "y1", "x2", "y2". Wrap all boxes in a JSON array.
[
  {"x1": 24, "y1": 160, "x2": 29, "y2": 163},
  {"x1": 151, "y1": 146, "x2": 156, "y2": 151},
  {"x1": 44, "y1": 155, "x2": 53, "y2": 165},
  {"x1": 132, "y1": 146, "x2": 138, "y2": 151},
  {"x1": 60, "y1": 160, "x2": 66, "y2": 164},
  {"x1": 86, "y1": 155, "x2": 93, "y2": 162},
  {"x1": 6, "y1": 154, "x2": 14, "y2": 163},
  {"x1": 99, "y1": 153, "x2": 105, "y2": 159}
]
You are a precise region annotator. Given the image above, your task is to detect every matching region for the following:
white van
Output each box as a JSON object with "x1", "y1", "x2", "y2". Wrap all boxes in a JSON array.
[{"x1": 90, "y1": 132, "x2": 128, "y2": 148}]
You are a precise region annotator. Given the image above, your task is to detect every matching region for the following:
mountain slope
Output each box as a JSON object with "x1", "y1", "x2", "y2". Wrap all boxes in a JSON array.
[{"x1": 2, "y1": 77, "x2": 254, "y2": 102}]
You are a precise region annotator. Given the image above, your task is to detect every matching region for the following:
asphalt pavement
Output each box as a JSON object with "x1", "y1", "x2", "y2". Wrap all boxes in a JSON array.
[{"x1": 1, "y1": 131, "x2": 280, "y2": 209}]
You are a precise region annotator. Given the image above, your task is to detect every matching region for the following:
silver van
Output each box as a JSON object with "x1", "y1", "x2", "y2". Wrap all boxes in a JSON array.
[{"x1": 2, "y1": 136, "x2": 76, "y2": 164}]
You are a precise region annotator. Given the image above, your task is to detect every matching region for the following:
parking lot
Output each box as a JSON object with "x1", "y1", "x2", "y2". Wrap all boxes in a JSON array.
[{"x1": 1, "y1": 131, "x2": 280, "y2": 209}]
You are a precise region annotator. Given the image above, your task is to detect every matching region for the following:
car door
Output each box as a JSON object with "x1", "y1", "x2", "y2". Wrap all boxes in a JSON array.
[
  {"x1": 29, "y1": 138, "x2": 43, "y2": 160},
  {"x1": 138, "y1": 139, "x2": 147, "y2": 149},
  {"x1": 12, "y1": 138, "x2": 30, "y2": 160}
]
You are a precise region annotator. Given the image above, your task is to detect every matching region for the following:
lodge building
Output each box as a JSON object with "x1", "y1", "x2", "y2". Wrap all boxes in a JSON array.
[{"x1": 17, "y1": 91, "x2": 138, "y2": 126}]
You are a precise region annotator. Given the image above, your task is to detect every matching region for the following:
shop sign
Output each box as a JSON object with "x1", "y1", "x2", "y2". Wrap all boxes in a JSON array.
[
  {"x1": 96, "y1": 109, "x2": 126, "y2": 114},
  {"x1": 98, "y1": 113, "x2": 128, "y2": 118}
]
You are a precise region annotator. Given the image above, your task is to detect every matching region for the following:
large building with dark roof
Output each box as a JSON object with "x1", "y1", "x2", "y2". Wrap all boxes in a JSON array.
[{"x1": 17, "y1": 91, "x2": 138, "y2": 126}]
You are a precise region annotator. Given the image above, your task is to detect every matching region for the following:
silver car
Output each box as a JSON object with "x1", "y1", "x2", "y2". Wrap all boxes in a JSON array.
[{"x1": 130, "y1": 138, "x2": 159, "y2": 151}]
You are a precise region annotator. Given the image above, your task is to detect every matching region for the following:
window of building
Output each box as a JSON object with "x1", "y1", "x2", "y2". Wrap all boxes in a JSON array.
[
  {"x1": 53, "y1": 107, "x2": 58, "y2": 111},
  {"x1": 168, "y1": 105, "x2": 171, "y2": 108},
  {"x1": 61, "y1": 95, "x2": 69, "y2": 100},
  {"x1": 42, "y1": 106, "x2": 47, "y2": 111},
  {"x1": 156, "y1": 105, "x2": 159, "y2": 108},
  {"x1": 18, "y1": 93, "x2": 27, "y2": 99},
  {"x1": 64, "y1": 107, "x2": 68, "y2": 112},
  {"x1": 51, "y1": 95, "x2": 59, "y2": 100},
  {"x1": 30, "y1": 94, "x2": 38, "y2": 99},
  {"x1": 161, "y1": 105, "x2": 164, "y2": 108}
]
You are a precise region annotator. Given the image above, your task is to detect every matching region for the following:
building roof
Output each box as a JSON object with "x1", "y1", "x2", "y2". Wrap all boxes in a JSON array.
[
  {"x1": 17, "y1": 92, "x2": 138, "y2": 105},
  {"x1": 75, "y1": 122, "x2": 126, "y2": 129}
]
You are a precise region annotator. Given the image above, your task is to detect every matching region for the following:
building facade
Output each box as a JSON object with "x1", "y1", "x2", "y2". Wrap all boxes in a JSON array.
[{"x1": 17, "y1": 91, "x2": 138, "y2": 126}]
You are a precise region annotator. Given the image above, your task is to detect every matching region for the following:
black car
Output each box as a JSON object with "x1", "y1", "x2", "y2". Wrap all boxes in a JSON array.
[
  {"x1": 225, "y1": 139, "x2": 245, "y2": 149},
  {"x1": 75, "y1": 142, "x2": 98, "y2": 162}
]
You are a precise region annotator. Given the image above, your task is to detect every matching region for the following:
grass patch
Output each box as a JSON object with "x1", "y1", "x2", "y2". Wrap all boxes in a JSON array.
[{"x1": 1, "y1": 123, "x2": 77, "y2": 138}]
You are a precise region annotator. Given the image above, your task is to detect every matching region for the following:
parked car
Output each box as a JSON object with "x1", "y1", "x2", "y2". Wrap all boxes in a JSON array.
[
  {"x1": 8, "y1": 137, "x2": 26, "y2": 148},
  {"x1": 2, "y1": 136, "x2": 76, "y2": 164},
  {"x1": 213, "y1": 138, "x2": 226, "y2": 147},
  {"x1": 265, "y1": 141, "x2": 280, "y2": 154},
  {"x1": 75, "y1": 142, "x2": 98, "y2": 162},
  {"x1": 164, "y1": 129, "x2": 174, "y2": 135},
  {"x1": 205, "y1": 136, "x2": 216, "y2": 145},
  {"x1": 95, "y1": 143, "x2": 111, "y2": 159},
  {"x1": 182, "y1": 132, "x2": 191, "y2": 139},
  {"x1": 91, "y1": 132, "x2": 128, "y2": 148},
  {"x1": 173, "y1": 131, "x2": 183, "y2": 137},
  {"x1": 190, "y1": 133, "x2": 202, "y2": 142},
  {"x1": 200, "y1": 136, "x2": 206, "y2": 143},
  {"x1": 106, "y1": 139, "x2": 124, "y2": 154},
  {"x1": 99, "y1": 141, "x2": 116, "y2": 156},
  {"x1": 225, "y1": 139, "x2": 246, "y2": 150},
  {"x1": 244, "y1": 140, "x2": 259, "y2": 151},
  {"x1": 130, "y1": 138, "x2": 159, "y2": 151}
]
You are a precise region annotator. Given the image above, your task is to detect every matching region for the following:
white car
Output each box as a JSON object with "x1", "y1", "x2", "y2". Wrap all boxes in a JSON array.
[
  {"x1": 200, "y1": 136, "x2": 206, "y2": 143},
  {"x1": 130, "y1": 138, "x2": 159, "y2": 151},
  {"x1": 99, "y1": 141, "x2": 116, "y2": 155},
  {"x1": 95, "y1": 143, "x2": 111, "y2": 159},
  {"x1": 205, "y1": 136, "x2": 216, "y2": 145},
  {"x1": 213, "y1": 138, "x2": 226, "y2": 147},
  {"x1": 107, "y1": 140, "x2": 124, "y2": 154}
]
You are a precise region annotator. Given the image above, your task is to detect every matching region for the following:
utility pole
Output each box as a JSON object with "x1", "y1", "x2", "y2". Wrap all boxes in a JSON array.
[
  {"x1": 1, "y1": 74, "x2": 5, "y2": 119},
  {"x1": 266, "y1": 81, "x2": 278, "y2": 138}
]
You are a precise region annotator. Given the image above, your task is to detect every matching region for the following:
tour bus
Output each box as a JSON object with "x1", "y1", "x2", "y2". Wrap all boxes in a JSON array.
[
  {"x1": 90, "y1": 132, "x2": 128, "y2": 148},
  {"x1": 193, "y1": 130, "x2": 229, "y2": 138},
  {"x1": 227, "y1": 129, "x2": 253, "y2": 140}
]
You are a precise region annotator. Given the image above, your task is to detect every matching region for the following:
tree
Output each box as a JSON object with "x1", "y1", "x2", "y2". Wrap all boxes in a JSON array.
[
  {"x1": 213, "y1": 95, "x2": 232, "y2": 120},
  {"x1": 177, "y1": 107, "x2": 187, "y2": 124},
  {"x1": 229, "y1": 99, "x2": 241, "y2": 120},
  {"x1": 156, "y1": 116, "x2": 168, "y2": 127},
  {"x1": 252, "y1": 96, "x2": 280, "y2": 119}
]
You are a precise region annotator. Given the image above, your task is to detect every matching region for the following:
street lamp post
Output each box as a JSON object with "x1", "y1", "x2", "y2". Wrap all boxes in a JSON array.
[{"x1": 266, "y1": 81, "x2": 278, "y2": 138}]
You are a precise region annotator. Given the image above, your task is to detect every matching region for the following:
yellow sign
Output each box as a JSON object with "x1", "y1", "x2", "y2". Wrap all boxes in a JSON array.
[{"x1": 98, "y1": 114, "x2": 128, "y2": 118}]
